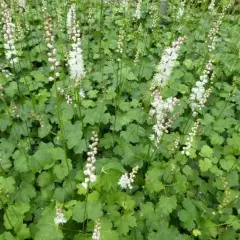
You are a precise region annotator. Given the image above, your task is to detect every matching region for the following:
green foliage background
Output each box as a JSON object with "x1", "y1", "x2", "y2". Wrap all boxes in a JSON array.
[{"x1": 0, "y1": 0, "x2": 239, "y2": 239}]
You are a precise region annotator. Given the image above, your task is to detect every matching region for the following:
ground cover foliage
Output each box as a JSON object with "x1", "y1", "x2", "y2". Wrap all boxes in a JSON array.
[{"x1": 0, "y1": 0, "x2": 240, "y2": 239}]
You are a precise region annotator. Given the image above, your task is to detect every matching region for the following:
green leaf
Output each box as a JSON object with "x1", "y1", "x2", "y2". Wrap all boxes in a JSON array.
[
  {"x1": 53, "y1": 159, "x2": 72, "y2": 180},
  {"x1": 115, "y1": 212, "x2": 137, "y2": 235},
  {"x1": 15, "y1": 224, "x2": 30, "y2": 239},
  {"x1": 99, "y1": 133, "x2": 116, "y2": 149},
  {"x1": 0, "y1": 232, "x2": 15, "y2": 240},
  {"x1": 105, "y1": 87, "x2": 117, "y2": 100},
  {"x1": 201, "y1": 221, "x2": 218, "y2": 238},
  {"x1": 120, "y1": 124, "x2": 145, "y2": 143},
  {"x1": 145, "y1": 169, "x2": 164, "y2": 193},
  {"x1": 13, "y1": 150, "x2": 29, "y2": 173},
  {"x1": 37, "y1": 171, "x2": 54, "y2": 187},
  {"x1": 199, "y1": 158, "x2": 212, "y2": 172},
  {"x1": 98, "y1": 169, "x2": 122, "y2": 191},
  {"x1": 156, "y1": 196, "x2": 177, "y2": 215},
  {"x1": 4, "y1": 202, "x2": 30, "y2": 230},
  {"x1": 65, "y1": 121, "x2": 83, "y2": 149},
  {"x1": 178, "y1": 198, "x2": 198, "y2": 230},
  {"x1": 0, "y1": 115, "x2": 11, "y2": 132},
  {"x1": 15, "y1": 181, "x2": 36, "y2": 202},
  {"x1": 184, "y1": 59, "x2": 193, "y2": 70},
  {"x1": 4, "y1": 82, "x2": 18, "y2": 97},
  {"x1": 140, "y1": 202, "x2": 155, "y2": 220},
  {"x1": 38, "y1": 120, "x2": 52, "y2": 138},
  {"x1": 0, "y1": 176, "x2": 15, "y2": 194},
  {"x1": 101, "y1": 230, "x2": 119, "y2": 240},
  {"x1": 35, "y1": 207, "x2": 63, "y2": 240},
  {"x1": 72, "y1": 201, "x2": 86, "y2": 223},
  {"x1": 86, "y1": 201, "x2": 103, "y2": 221},
  {"x1": 200, "y1": 145, "x2": 213, "y2": 158},
  {"x1": 220, "y1": 155, "x2": 236, "y2": 172}
]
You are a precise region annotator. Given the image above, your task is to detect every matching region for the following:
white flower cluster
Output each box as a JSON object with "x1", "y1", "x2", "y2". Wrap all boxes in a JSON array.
[
  {"x1": 152, "y1": 36, "x2": 187, "y2": 89},
  {"x1": 67, "y1": 4, "x2": 76, "y2": 39},
  {"x1": 208, "y1": 0, "x2": 216, "y2": 11},
  {"x1": 134, "y1": 48, "x2": 140, "y2": 65},
  {"x1": 2, "y1": 69, "x2": 13, "y2": 79},
  {"x1": 41, "y1": 0, "x2": 47, "y2": 16},
  {"x1": 118, "y1": 166, "x2": 139, "y2": 190},
  {"x1": 223, "y1": 0, "x2": 234, "y2": 12},
  {"x1": 44, "y1": 17, "x2": 60, "y2": 81},
  {"x1": 122, "y1": 0, "x2": 129, "y2": 11},
  {"x1": 168, "y1": 135, "x2": 180, "y2": 153},
  {"x1": 149, "y1": 37, "x2": 186, "y2": 146},
  {"x1": 134, "y1": 0, "x2": 142, "y2": 20},
  {"x1": 79, "y1": 88, "x2": 85, "y2": 98},
  {"x1": 92, "y1": 219, "x2": 101, "y2": 240},
  {"x1": 149, "y1": 90, "x2": 179, "y2": 145},
  {"x1": 56, "y1": 5, "x2": 63, "y2": 32},
  {"x1": 117, "y1": 28, "x2": 125, "y2": 56},
  {"x1": 207, "y1": 15, "x2": 223, "y2": 52},
  {"x1": 18, "y1": 0, "x2": 26, "y2": 10},
  {"x1": 190, "y1": 59, "x2": 213, "y2": 117},
  {"x1": 0, "y1": 84, "x2": 4, "y2": 98},
  {"x1": 54, "y1": 207, "x2": 67, "y2": 225},
  {"x1": 1, "y1": 2, "x2": 18, "y2": 65},
  {"x1": 150, "y1": 2, "x2": 158, "y2": 29},
  {"x1": 67, "y1": 5, "x2": 85, "y2": 81},
  {"x1": 15, "y1": 15, "x2": 24, "y2": 41},
  {"x1": 177, "y1": 0, "x2": 186, "y2": 21},
  {"x1": 82, "y1": 132, "x2": 99, "y2": 189},
  {"x1": 65, "y1": 95, "x2": 72, "y2": 104},
  {"x1": 181, "y1": 119, "x2": 200, "y2": 156},
  {"x1": 68, "y1": 37, "x2": 85, "y2": 80}
]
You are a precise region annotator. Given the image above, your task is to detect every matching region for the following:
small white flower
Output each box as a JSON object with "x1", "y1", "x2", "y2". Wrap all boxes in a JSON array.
[
  {"x1": 1, "y1": 2, "x2": 18, "y2": 64},
  {"x1": 68, "y1": 37, "x2": 85, "y2": 81},
  {"x1": 181, "y1": 119, "x2": 200, "y2": 156},
  {"x1": 82, "y1": 182, "x2": 88, "y2": 189},
  {"x1": 55, "y1": 72, "x2": 60, "y2": 77},
  {"x1": 90, "y1": 174, "x2": 97, "y2": 182},
  {"x1": 83, "y1": 132, "x2": 98, "y2": 188},
  {"x1": 134, "y1": 0, "x2": 142, "y2": 20},
  {"x1": 118, "y1": 173, "x2": 130, "y2": 189},
  {"x1": 190, "y1": 59, "x2": 213, "y2": 116},
  {"x1": 208, "y1": 0, "x2": 216, "y2": 10},
  {"x1": 118, "y1": 166, "x2": 139, "y2": 190},
  {"x1": 54, "y1": 207, "x2": 67, "y2": 225},
  {"x1": 92, "y1": 220, "x2": 101, "y2": 240},
  {"x1": 79, "y1": 89, "x2": 85, "y2": 98},
  {"x1": 152, "y1": 36, "x2": 186, "y2": 89},
  {"x1": 18, "y1": 0, "x2": 26, "y2": 9}
]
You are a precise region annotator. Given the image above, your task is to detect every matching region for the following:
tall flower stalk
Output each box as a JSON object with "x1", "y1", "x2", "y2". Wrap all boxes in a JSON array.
[
  {"x1": 92, "y1": 219, "x2": 101, "y2": 240},
  {"x1": 181, "y1": 119, "x2": 200, "y2": 156},
  {"x1": 118, "y1": 166, "x2": 139, "y2": 190},
  {"x1": 67, "y1": 4, "x2": 85, "y2": 96},
  {"x1": 189, "y1": 59, "x2": 214, "y2": 116},
  {"x1": 1, "y1": 1, "x2": 18, "y2": 65},
  {"x1": 150, "y1": 37, "x2": 186, "y2": 145},
  {"x1": 134, "y1": 0, "x2": 142, "y2": 20},
  {"x1": 44, "y1": 17, "x2": 60, "y2": 81},
  {"x1": 207, "y1": 15, "x2": 223, "y2": 52},
  {"x1": 43, "y1": 15, "x2": 71, "y2": 179},
  {"x1": 177, "y1": 0, "x2": 186, "y2": 21},
  {"x1": 18, "y1": 0, "x2": 26, "y2": 10},
  {"x1": 82, "y1": 132, "x2": 99, "y2": 189},
  {"x1": 54, "y1": 206, "x2": 67, "y2": 225},
  {"x1": 208, "y1": 0, "x2": 216, "y2": 11}
]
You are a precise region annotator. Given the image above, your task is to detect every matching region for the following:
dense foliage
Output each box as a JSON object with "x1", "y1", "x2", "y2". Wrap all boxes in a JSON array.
[{"x1": 0, "y1": 0, "x2": 239, "y2": 239}]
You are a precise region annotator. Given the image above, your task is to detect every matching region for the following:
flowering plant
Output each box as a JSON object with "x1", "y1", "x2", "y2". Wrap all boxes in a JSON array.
[{"x1": 0, "y1": 1, "x2": 239, "y2": 240}]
